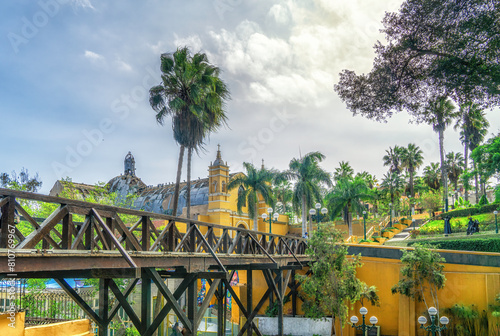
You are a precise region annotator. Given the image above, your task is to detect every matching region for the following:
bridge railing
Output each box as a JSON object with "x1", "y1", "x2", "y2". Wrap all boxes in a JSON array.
[{"x1": 0, "y1": 188, "x2": 307, "y2": 268}]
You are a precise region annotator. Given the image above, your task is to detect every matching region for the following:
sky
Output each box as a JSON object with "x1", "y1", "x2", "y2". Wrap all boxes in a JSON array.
[{"x1": 1, "y1": 0, "x2": 499, "y2": 194}]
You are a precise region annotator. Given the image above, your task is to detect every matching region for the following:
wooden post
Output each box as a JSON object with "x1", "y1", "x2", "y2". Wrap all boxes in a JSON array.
[
  {"x1": 0, "y1": 196, "x2": 15, "y2": 248},
  {"x1": 106, "y1": 217, "x2": 114, "y2": 250},
  {"x1": 217, "y1": 281, "x2": 225, "y2": 336},
  {"x1": 142, "y1": 216, "x2": 150, "y2": 251},
  {"x1": 187, "y1": 277, "x2": 197, "y2": 336},
  {"x1": 85, "y1": 215, "x2": 92, "y2": 250},
  {"x1": 277, "y1": 270, "x2": 284, "y2": 336},
  {"x1": 61, "y1": 213, "x2": 73, "y2": 249},
  {"x1": 291, "y1": 270, "x2": 297, "y2": 317},
  {"x1": 247, "y1": 269, "x2": 253, "y2": 336},
  {"x1": 99, "y1": 278, "x2": 109, "y2": 336},
  {"x1": 142, "y1": 268, "x2": 152, "y2": 334}
]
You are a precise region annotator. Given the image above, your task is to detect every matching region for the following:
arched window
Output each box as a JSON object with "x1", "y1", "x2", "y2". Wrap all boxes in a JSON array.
[
  {"x1": 221, "y1": 181, "x2": 226, "y2": 192},
  {"x1": 212, "y1": 181, "x2": 218, "y2": 193}
]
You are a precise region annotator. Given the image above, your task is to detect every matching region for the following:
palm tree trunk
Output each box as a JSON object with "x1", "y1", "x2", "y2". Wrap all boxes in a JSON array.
[
  {"x1": 301, "y1": 194, "x2": 306, "y2": 237},
  {"x1": 186, "y1": 147, "x2": 192, "y2": 219},
  {"x1": 254, "y1": 199, "x2": 259, "y2": 231},
  {"x1": 347, "y1": 204, "x2": 353, "y2": 236},
  {"x1": 473, "y1": 160, "x2": 479, "y2": 204},
  {"x1": 438, "y1": 130, "x2": 449, "y2": 212},
  {"x1": 171, "y1": 145, "x2": 185, "y2": 216},
  {"x1": 409, "y1": 169, "x2": 414, "y2": 197},
  {"x1": 464, "y1": 142, "x2": 469, "y2": 201}
]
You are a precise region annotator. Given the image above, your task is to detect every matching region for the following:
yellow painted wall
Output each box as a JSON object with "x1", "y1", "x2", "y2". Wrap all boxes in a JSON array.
[
  {"x1": 0, "y1": 313, "x2": 93, "y2": 336},
  {"x1": 0, "y1": 311, "x2": 24, "y2": 336},
  {"x1": 24, "y1": 319, "x2": 94, "y2": 336}
]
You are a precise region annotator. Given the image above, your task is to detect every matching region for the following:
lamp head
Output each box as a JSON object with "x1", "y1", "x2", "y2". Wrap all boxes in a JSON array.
[
  {"x1": 359, "y1": 307, "x2": 368, "y2": 315},
  {"x1": 261, "y1": 213, "x2": 268, "y2": 220},
  {"x1": 494, "y1": 211, "x2": 498, "y2": 215},
  {"x1": 321, "y1": 207, "x2": 328, "y2": 215},
  {"x1": 369, "y1": 316, "x2": 378, "y2": 325},
  {"x1": 439, "y1": 316, "x2": 449, "y2": 325},
  {"x1": 273, "y1": 213, "x2": 279, "y2": 220},
  {"x1": 349, "y1": 316, "x2": 359, "y2": 324},
  {"x1": 315, "y1": 202, "x2": 321, "y2": 209},
  {"x1": 267, "y1": 207, "x2": 273, "y2": 214},
  {"x1": 309, "y1": 209, "x2": 316, "y2": 215},
  {"x1": 428, "y1": 307, "x2": 438, "y2": 316},
  {"x1": 418, "y1": 316, "x2": 427, "y2": 325},
  {"x1": 363, "y1": 211, "x2": 366, "y2": 215}
]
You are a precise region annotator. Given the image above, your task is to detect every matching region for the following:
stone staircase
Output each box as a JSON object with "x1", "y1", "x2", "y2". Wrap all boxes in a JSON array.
[{"x1": 389, "y1": 219, "x2": 425, "y2": 241}]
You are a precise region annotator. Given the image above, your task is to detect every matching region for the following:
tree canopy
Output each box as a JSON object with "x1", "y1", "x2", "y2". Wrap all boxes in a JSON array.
[{"x1": 334, "y1": 0, "x2": 500, "y2": 121}]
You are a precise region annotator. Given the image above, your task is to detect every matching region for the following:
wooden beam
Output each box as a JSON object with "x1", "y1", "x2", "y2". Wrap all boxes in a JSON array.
[
  {"x1": 113, "y1": 214, "x2": 142, "y2": 251},
  {"x1": 146, "y1": 268, "x2": 193, "y2": 333},
  {"x1": 194, "y1": 279, "x2": 220, "y2": 330},
  {"x1": 17, "y1": 206, "x2": 68, "y2": 249},
  {"x1": 92, "y1": 209, "x2": 137, "y2": 268},
  {"x1": 108, "y1": 278, "x2": 142, "y2": 331},
  {"x1": 14, "y1": 200, "x2": 61, "y2": 248},
  {"x1": 55, "y1": 278, "x2": 102, "y2": 327}
]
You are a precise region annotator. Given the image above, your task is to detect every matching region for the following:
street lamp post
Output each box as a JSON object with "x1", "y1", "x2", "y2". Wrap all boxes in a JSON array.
[
  {"x1": 350, "y1": 307, "x2": 378, "y2": 335},
  {"x1": 494, "y1": 211, "x2": 498, "y2": 234},
  {"x1": 363, "y1": 210, "x2": 367, "y2": 240},
  {"x1": 321, "y1": 207, "x2": 328, "y2": 226},
  {"x1": 315, "y1": 203, "x2": 321, "y2": 222},
  {"x1": 389, "y1": 202, "x2": 393, "y2": 227},
  {"x1": 418, "y1": 307, "x2": 449, "y2": 336},
  {"x1": 262, "y1": 207, "x2": 279, "y2": 235}
]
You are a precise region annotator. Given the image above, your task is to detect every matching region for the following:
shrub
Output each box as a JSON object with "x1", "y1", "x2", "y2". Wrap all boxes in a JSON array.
[
  {"x1": 439, "y1": 203, "x2": 499, "y2": 219},
  {"x1": 478, "y1": 194, "x2": 489, "y2": 206},
  {"x1": 408, "y1": 237, "x2": 500, "y2": 253},
  {"x1": 409, "y1": 230, "x2": 420, "y2": 239}
]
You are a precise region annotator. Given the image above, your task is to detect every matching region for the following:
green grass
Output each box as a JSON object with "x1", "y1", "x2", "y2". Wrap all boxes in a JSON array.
[
  {"x1": 419, "y1": 213, "x2": 496, "y2": 235},
  {"x1": 385, "y1": 231, "x2": 500, "y2": 247}
]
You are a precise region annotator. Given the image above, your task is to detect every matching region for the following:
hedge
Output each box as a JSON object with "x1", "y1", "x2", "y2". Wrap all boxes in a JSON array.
[
  {"x1": 438, "y1": 203, "x2": 499, "y2": 219},
  {"x1": 408, "y1": 237, "x2": 500, "y2": 253}
]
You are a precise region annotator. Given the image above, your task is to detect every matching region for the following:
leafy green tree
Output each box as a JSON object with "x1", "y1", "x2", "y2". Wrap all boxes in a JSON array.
[
  {"x1": 227, "y1": 162, "x2": 275, "y2": 230},
  {"x1": 392, "y1": 244, "x2": 446, "y2": 315},
  {"x1": 334, "y1": 0, "x2": 500, "y2": 120},
  {"x1": 0, "y1": 168, "x2": 42, "y2": 192},
  {"x1": 149, "y1": 47, "x2": 230, "y2": 218},
  {"x1": 281, "y1": 152, "x2": 332, "y2": 237},
  {"x1": 297, "y1": 225, "x2": 363, "y2": 336},
  {"x1": 327, "y1": 176, "x2": 373, "y2": 236},
  {"x1": 419, "y1": 190, "x2": 443, "y2": 218},
  {"x1": 355, "y1": 171, "x2": 377, "y2": 189},
  {"x1": 272, "y1": 179, "x2": 293, "y2": 214},
  {"x1": 455, "y1": 103, "x2": 490, "y2": 203},
  {"x1": 359, "y1": 284, "x2": 380, "y2": 307},
  {"x1": 423, "y1": 163, "x2": 441, "y2": 191},
  {"x1": 401, "y1": 143, "x2": 424, "y2": 198},
  {"x1": 446, "y1": 152, "x2": 465, "y2": 201},
  {"x1": 383, "y1": 145, "x2": 404, "y2": 174},
  {"x1": 471, "y1": 134, "x2": 500, "y2": 200}
]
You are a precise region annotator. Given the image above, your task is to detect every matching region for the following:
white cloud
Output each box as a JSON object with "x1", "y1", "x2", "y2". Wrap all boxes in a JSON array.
[
  {"x1": 116, "y1": 59, "x2": 132, "y2": 72},
  {"x1": 173, "y1": 34, "x2": 204, "y2": 53},
  {"x1": 84, "y1": 50, "x2": 104, "y2": 61},
  {"x1": 70, "y1": 0, "x2": 95, "y2": 10}
]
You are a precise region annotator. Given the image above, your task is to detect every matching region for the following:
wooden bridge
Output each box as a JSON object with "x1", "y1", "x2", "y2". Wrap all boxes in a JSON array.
[{"x1": 0, "y1": 188, "x2": 309, "y2": 336}]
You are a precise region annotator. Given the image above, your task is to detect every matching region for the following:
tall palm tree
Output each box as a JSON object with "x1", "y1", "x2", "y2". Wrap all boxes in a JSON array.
[
  {"x1": 327, "y1": 176, "x2": 373, "y2": 236},
  {"x1": 446, "y1": 152, "x2": 464, "y2": 200},
  {"x1": 355, "y1": 171, "x2": 377, "y2": 189},
  {"x1": 400, "y1": 143, "x2": 424, "y2": 198},
  {"x1": 423, "y1": 163, "x2": 441, "y2": 191},
  {"x1": 149, "y1": 47, "x2": 230, "y2": 218},
  {"x1": 227, "y1": 163, "x2": 275, "y2": 231},
  {"x1": 381, "y1": 172, "x2": 404, "y2": 211},
  {"x1": 333, "y1": 161, "x2": 354, "y2": 182},
  {"x1": 383, "y1": 145, "x2": 404, "y2": 174},
  {"x1": 272, "y1": 180, "x2": 293, "y2": 213},
  {"x1": 421, "y1": 97, "x2": 458, "y2": 211},
  {"x1": 281, "y1": 152, "x2": 332, "y2": 237},
  {"x1": 455, "y1": 103, "x2": 489, "y2": 203}
]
